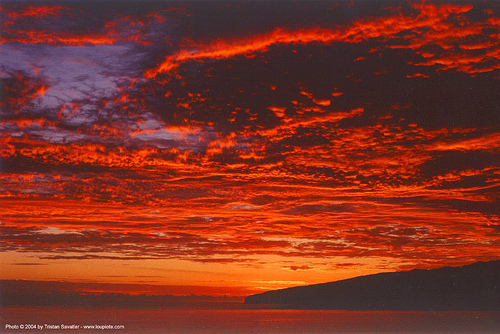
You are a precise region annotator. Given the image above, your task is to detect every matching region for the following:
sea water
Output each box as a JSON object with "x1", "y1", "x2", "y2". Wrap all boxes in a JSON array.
[{"x1": 1, "y1": 305, "x2": 499, "y2": 333}]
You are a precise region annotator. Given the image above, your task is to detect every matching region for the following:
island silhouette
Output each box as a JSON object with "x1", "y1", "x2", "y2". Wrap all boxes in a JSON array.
[{"x1": 245, "y1": 260, "x2": 500, "y2": 310}]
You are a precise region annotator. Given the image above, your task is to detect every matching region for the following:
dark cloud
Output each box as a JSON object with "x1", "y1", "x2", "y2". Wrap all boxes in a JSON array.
[{"x1": 419, "y1": 150, "x2": 500, "y2": 178}]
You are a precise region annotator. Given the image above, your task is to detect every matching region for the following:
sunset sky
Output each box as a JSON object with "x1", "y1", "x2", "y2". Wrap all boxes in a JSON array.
[{"x1": 1, "y1": 0, "x2": 499, "y2": 299}]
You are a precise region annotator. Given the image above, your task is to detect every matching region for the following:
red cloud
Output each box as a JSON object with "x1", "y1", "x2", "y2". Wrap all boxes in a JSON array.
[
  {"x1": 146, "y1": 3, "x2": 499, "y2": 78},
  {"x1": 0, "y1": 72, "x2": 49, "y2": 113}
]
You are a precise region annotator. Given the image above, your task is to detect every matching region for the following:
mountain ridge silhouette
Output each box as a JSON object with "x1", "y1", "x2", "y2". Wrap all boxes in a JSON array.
[{"x1": 245, "y1": 260, "x2": 500, "y2": 310}]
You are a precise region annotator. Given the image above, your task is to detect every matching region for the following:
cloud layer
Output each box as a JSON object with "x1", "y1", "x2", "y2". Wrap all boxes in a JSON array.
[{"x1": 1, "y1": 1, "x2": 499, "y2": 295}]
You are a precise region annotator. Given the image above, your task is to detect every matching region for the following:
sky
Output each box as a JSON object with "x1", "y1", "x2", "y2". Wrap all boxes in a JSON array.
[{"x1": 1, "y1": 0, "x2": 499, "y2": 300}]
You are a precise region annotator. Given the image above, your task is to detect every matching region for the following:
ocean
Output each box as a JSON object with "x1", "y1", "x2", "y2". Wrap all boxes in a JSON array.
[{"x1": 1, "y1": 306, "x2": 499, "y2": 334}]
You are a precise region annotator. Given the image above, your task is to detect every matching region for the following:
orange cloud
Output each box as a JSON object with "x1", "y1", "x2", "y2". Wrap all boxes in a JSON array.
[
  {"x1": 0, "y1": 72, "x2": 49, "y2": 113},
  {"x1": 1, "y1": 5, "x2": 156, "y2": 46},
  {"x1": 146, "y1": 3, "x2": 497, "y2": 78},
  {"x1": 0, "y1": 135, "x2": 196, "y2": 171},
  {"x1": 429, "y1": 132, "x2": 500, "y2": 152},
  {"x1": 4, "y1": 5, "x2": 65, "y2": 20}
]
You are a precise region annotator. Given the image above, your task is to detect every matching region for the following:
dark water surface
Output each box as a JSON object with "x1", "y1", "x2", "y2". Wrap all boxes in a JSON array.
[{"x1": 1, "y1": 306, "x2": 499, "y2": 334}]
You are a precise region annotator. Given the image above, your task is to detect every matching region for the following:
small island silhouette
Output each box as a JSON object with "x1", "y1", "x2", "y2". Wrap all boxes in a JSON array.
[{"x1": 245, "y1": 260, "x2": 500, "y2": 310}]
